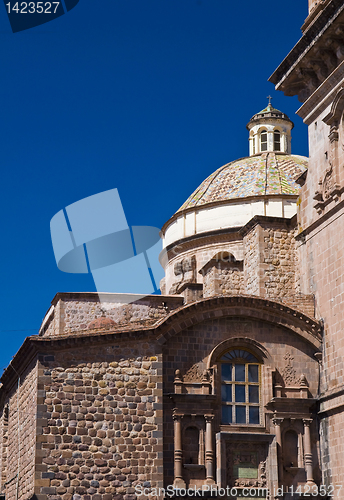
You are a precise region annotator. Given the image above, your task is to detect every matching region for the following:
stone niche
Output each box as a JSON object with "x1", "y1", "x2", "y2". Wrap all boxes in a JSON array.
[{"x1": 199, "y1": 252, "x2": 244, "y2": 298}]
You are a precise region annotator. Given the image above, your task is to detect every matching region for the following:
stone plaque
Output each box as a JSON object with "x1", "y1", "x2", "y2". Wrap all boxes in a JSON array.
[{"x1": 234, "y1": 464, "x2": 258, "y2": 479}]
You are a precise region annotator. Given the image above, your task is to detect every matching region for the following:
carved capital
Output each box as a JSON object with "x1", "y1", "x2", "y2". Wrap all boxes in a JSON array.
[
  {"x1": 302, "y1": 418, "x2": 313, "y2": 427},
  {"x1": 272, "y1": 417, "x2": 284, "y2": 426},
  {"x1": 173, "y1": 413, "x2": 183, "y2": 422}
]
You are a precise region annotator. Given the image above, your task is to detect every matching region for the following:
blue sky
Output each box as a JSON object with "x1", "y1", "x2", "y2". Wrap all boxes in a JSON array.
[{"x1": 0, "y1": 0, "x2": 309, "y2": 372}]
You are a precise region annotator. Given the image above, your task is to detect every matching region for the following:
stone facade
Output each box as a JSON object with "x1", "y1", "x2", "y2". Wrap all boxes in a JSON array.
[
  {"x1": 270, "y1": 0, "x2": 344, "y2": 490},
  {"x1": 0, "y1": 290, "x2": 323, "y2": 500},
  {"x1": 2, "y1": 2, "x2": 344, "y2": 498}
]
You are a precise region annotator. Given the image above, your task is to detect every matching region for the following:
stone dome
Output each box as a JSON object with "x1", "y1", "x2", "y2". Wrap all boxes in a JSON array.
[{"x1": 177, "y1": 152, "x2": 307, "y2": 213}]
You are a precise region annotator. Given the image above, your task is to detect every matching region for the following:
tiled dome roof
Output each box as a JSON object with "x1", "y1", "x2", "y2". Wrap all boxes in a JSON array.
[
  {"x1": 177, "y1": 152, "x2": 307, "y2": 213},
  {"x1": 88, "y1": 316, "x2": 116, "y2": 329}
]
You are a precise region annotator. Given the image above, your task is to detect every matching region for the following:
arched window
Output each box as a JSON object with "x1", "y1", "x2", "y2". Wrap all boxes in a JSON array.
[
  {"x1": 274, "y1": 130, "x2": 281, "y2": 151},
  {"x1": 220, "y1": 349, "x2": 261, "y2": 425},
  {"x1": 250, "y1": 135, "x2": 255, "y2": 155},
  {"x1": 260, "y1": 131, "x2": 267, "y2": 152}
]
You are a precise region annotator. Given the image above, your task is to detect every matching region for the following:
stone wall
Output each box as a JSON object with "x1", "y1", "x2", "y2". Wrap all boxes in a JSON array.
[
  {"x1": 243, "y1": 224, "x2": 260, "y2": 295},
  {"x1": 319, "y1": 410, "x2": 344, "y2": 488},
  {"x1": 164, "y1": 234, "x2": 244, "y2": 295},
  {"x1": 299, "y1": 212, "x2": 344, "y2": 394},
  {"x1": 262, "y1": 226, "x2": 298, "y2": 299},
  {"x1": 243, "y1": 217, "x2": 300, "y2": 302},
  {"x1": 0, "y1": 359, "x2": 37, "y2": 500},
  {"x1": 40, "y1": 294, "x2": 183, "y2": 337},
  {"x1": 202, "y1": 261, "x2": 244, "y2": 298},
  {"x1": 0, "y1": 406, "x2": 8, "y2": 491},
  {"x1": 34, "y1": 340, "x2": 163, "y2": 500}
]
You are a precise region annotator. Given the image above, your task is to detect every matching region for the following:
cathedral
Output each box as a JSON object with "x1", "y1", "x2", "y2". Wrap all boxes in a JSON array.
[{"x1": 1, "y1": 1, "x2": 344, "y2": 499}]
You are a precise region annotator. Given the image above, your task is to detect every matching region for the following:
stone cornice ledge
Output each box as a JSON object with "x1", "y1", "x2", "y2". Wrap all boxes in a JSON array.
[
  {"x1": 296, "y1": 197, "x2": 344, "y2": 240},
  {"x1": 0, "y1": 296, "x2": 322, "y2": 397},
  {"x1": 269, "y1": 0, "x2": 344, "y2": 101},
  {"x1": 297, "y1": 62, "x2": 344, "y2": 124}
]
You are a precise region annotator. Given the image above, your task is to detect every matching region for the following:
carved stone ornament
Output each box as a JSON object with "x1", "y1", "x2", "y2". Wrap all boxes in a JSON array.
[
  {"x1": 313, "y1": 162, "x2": 340, "y2": 210},
  {"x1": 183, "y1": 363, "x2": 203, "y2": 383},
  {"x1": 314, "y1": 90, "x2": 344, "y2": 213},
  {"x1": 226, "y1": 442, "x2": 268, "y2": 488},
  {"x1": 169, "y1": 255, "x2": 197, "y2": 294},
  {"x1": 281, "y1": 352, "x2": 299, "y2": 386}
]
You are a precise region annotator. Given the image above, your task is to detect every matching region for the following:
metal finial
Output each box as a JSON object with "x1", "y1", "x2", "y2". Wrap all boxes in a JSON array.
[{"x1": 267, "y1": 95, "x2": 273, "y2": 105}]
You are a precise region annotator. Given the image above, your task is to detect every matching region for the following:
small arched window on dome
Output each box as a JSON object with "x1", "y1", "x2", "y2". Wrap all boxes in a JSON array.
[
  {"x1": 260, "y1": 131, "x2": 267, "y2": 152},
  {"x1": 250, "y1": 133, "x2": 255, "y2": 155},
  {"x1": 274, "y1": 130, "x2": 281, "y2": 152},
  {"x1": 220, "y1": 349, "x2": 261, "y2": 425}
]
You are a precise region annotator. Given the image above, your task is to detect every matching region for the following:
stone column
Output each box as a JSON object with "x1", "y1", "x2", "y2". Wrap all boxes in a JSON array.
[
  {"x1": 303, "y1": 419, "x2": 315, "y2": 485},
  {"x1": 205, "y1": 415, "x2": 215, "y2": 485},
  {"x1": 173, "y1": 414, "x2": 185, "y2": 488},
  {"x1": 273, "y1": 417, "x2": 284, "y2": 485},
  {"x1": 199, "y1": 428, "x2": 205, "y2": 465}
]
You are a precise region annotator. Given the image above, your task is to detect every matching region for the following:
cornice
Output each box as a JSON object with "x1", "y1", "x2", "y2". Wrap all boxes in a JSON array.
[
  {"x1": 296, "y1": 62, "x2": 344, "y2": 123},
  {"x1": 0, "y1": 296, "x2": 322, "y2": 395},
  {"x1": 295, "y1": 197, "x2": 344, "y2": 239},
  {"x1": 161, "y1": 194, "x2": 298, "y2": 236},
  {"x1": 239, "y1": 214, "x2": 297, "y2": 237},
  {"x1": 270, "y1": 0, "x2": 344, "y2": 102}
]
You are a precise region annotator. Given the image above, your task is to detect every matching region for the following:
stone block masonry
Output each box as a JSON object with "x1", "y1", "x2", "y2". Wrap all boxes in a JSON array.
[
  {"x1": 35, "y1": 343, "x2": 163, "y2": 500},
  {"x1": 0, "y1": 292, "x2": 321, "y2": 499},
  {"x1": 0, "y1": 359, "x2": 37, "y2": 500},
  {"x1": 0, "y1": 334, "x2": 164, "y2": 500}
]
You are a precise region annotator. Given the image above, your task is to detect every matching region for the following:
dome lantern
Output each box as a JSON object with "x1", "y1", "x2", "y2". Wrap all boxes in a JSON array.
[{"x1": 246, "y1": 97, "x2": 294, "y2": 156}]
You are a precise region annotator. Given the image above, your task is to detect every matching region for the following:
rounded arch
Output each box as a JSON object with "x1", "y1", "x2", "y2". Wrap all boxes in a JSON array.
[
  {"x1": 260, "y1": 129, "x2": 268, "y2": 152},
  {"x1": 273, "y1": 129, "x2": 282, "y2": 151},
  {"x1": 207, "y1": 337, "x2": 272, "y2": 369},
  {"x1": 156, "y1": 296, "x2": 322, "y2": 351},
  {"x1": 211, "y1": 251, "x2": 237, "y2": 263}
]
